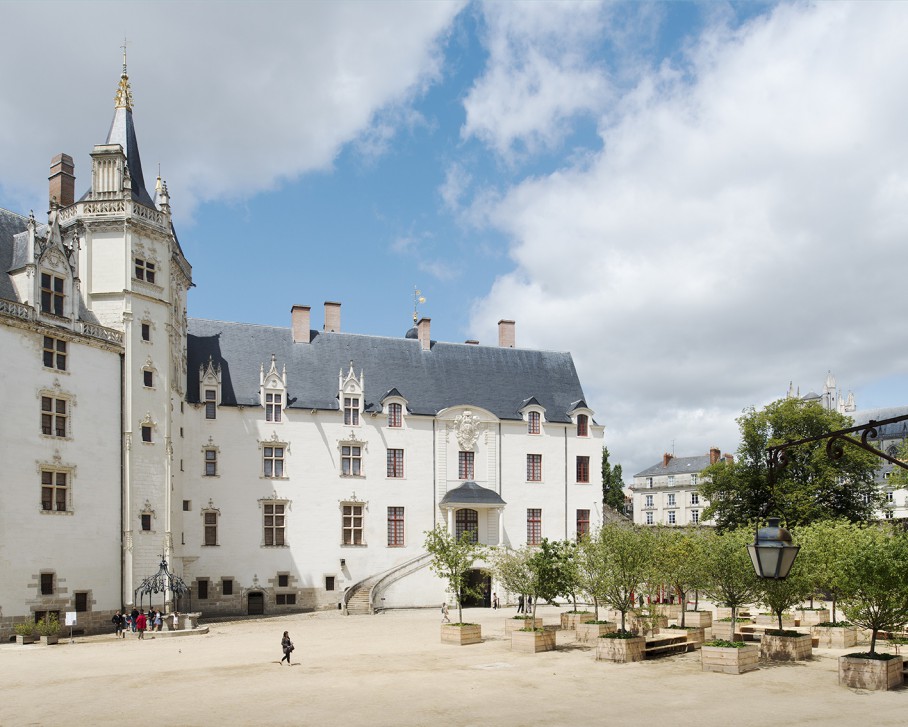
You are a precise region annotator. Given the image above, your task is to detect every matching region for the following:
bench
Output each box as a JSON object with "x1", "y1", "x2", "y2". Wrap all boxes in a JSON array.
[{"x1": 644, "y1": 634, "x2": 692, "y2": 659}]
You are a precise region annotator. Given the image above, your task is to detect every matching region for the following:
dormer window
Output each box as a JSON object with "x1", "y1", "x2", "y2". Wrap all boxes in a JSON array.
[
  {"x1": 339, "y1": 362, "x2": 364, "y2": 426},
  {"x1": 260, "y1": 354, "x2": 287, "y2": 423},
  {"x1": 387, "y1": 402, "x2": 402, "y2": 428},
  {"x1": 200, "y1": 357, "x2": 222, "y2": 419},
  {"x1": 344, "y1": 397, "x2": 360, "y2": 425},
  {"x1": 40, "y1": 273, "x2": 64, "y2": 316},
  {"x1": 528, "y1": 411, "x2": 540, "y2": 435},
  {"x1": 577, "y1": 414, "x2": 589, "y2": 437},
  {"x1": 266, "y1": 393, "x2": 282, "y2": 422},
  {"x1": 135, "y1": 258, "x2": 156, "y2": 284},
  {"x1": 205, "y1": 390, "x2": 216, "y2": 419}
]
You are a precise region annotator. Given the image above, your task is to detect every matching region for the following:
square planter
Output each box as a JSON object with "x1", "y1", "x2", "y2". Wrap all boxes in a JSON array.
[
  {"x1": 839, "y1": 655, "x2": 904, "y2": 690},
  {"x1": 701, "y1": 644, "x2": 760, "y2": 674},
  {"x1": 760, "y1": 632, "x2": 812, "y2": 661},
  {"x1": 812, "y1": 625, "x2": 858, "y2": 649},
  {"x1": 797, "y1": 608, "x2": 830, "y2": 626},
  {"x1": 15, "y1": 635, "x2": 36, "y2": 645},
  {"x1": 681, "y1": 611, "x2": 712, "y2": 628},
  {"x1": 441, "y1": 623, "x2": 481, "y2": 645},
  {"x1": 39, "y1": 635, "x2": 59, "y2": 646},
  {"x1": 755, "y1": 613, "x2": 798, "y2": 628},
  {"x1": 717, "y1": 608, "x2": 752, "y2": 620},
  {"x1": 505, "y1": 617, "x2": 542, "y2": 635},
  {"x1": 575, "y1": 621, "x2": 616, "y2": 643},
  {"x1": 560, "y1": 611, "x2": 593, "y2": 630},
  {"x1": 630, "y1": 611, "x2": 668, "y2": 635},
  {"x1": 511, "y1": 628, "x2": 556, "y2": 653},
  {"x1": 712, "y1": 621, "x2": 748, "y2": 641},
  {"x1": 596, "y1": 636, "x2": 646, "y2": 663}
]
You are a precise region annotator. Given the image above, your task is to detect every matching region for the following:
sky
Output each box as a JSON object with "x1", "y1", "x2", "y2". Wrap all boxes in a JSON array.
[{"x1": 2, "y1": 0, "x2": 908, "y2": 478}]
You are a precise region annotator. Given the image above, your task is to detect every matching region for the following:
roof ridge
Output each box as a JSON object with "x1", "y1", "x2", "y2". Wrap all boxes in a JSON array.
[{"x1": 0, "y1": 206, "x2": 29, "y2": 220}]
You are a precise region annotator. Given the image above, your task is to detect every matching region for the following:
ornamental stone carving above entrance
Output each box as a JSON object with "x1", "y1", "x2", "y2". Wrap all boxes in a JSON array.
[{"x1": 453, "y1": 410, "x2": 484, "y2": 451}]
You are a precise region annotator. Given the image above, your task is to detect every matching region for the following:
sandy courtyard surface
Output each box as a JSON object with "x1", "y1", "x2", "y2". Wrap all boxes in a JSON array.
[{"x1": 0, "y1": 604, "x2": 904, "y2": 726}]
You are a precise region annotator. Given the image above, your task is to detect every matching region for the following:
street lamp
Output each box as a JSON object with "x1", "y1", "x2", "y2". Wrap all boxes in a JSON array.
[{"x1": 748, "y1": 517, "x2": 800, "y2": 579}]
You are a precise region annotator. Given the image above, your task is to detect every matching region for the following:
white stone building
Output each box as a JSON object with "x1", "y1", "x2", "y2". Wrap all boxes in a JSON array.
[{"x1": 0, "y1": 65, "x2": 604, "y2": 638}]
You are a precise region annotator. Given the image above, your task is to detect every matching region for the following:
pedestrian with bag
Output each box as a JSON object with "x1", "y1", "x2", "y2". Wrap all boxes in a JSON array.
[{"x1": 281, "y1": 631, "x2": 294, "y2": 665}]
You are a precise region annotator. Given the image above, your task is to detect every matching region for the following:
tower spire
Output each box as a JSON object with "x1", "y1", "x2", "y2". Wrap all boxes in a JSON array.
[{"x1": 115, "y1": 38, "x2": 133, "y2": 111}]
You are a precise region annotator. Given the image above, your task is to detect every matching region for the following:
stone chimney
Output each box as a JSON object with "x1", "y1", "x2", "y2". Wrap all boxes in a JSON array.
[
  {"x1": 291, "y1": 305, "x2": 311, "y2": 343},
  {"x1": 49, "y1": 153, "x2": 75, "y2": 207},
  {"x1": 324, "y1": 301, "x2": 341, "y2": 332},
  {"x1": 725, "y1": 453, "x2": 734, "y2": 465},
  {"x1": 709, "y1": 447, "x2": 721, "y2": 465},
  {"x1": 663, "y1": 453, "x2": 673, "y2": 467},
  {"x1": 498, "y1": 319, "x2": 515, "y2": 348},
  {"x1": 417, "y1": 317, "x2": 431, "y2": 351}
]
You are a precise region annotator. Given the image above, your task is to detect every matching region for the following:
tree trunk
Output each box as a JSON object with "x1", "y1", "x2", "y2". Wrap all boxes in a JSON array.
[
  {"x1": 777, "y1": 610, "x2": 783, "y2": 632},
  {"x1": 593, "y1": 596, "x2": 599, "y2": 621},
  {"x1": 679, "y1": 588, "x2": 686, "y2": 628},
  {"x1": 831, "y1": 596, "x2": 837, "y2": 624},
  {"x1": 620, "y1": 609, "x2": 626, "y2": 633},
  {"x1": 694, "y1": 589, "x2": 700, "y2": 611},
  {"x1": 870, "y1": 628, "x2": 878, "y2": 655},
  {"x1": 731, "y1": 605, "x2": 737, "y2": 635},
  {"x1": 531, "y1": 594, "x2": 537, "y2": 625}
]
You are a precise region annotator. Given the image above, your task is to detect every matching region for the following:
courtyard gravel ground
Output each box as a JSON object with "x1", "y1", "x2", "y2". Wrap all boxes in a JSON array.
[{"x1": 0, "y1": 604, "x2": 905, "y2": 726}]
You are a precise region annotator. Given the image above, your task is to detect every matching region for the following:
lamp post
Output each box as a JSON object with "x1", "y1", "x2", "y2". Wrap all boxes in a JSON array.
[{"x1": 748, "y1": 517, "x2": 800, "y2": 579}]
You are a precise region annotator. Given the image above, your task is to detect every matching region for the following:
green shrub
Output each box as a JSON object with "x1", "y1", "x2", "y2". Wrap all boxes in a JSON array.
[
  {"x1": 764, "y1": 629, "x2": 802, "y2": 637},
  {"x1": 844, "y1": 652, "x2": 899, "y2": 661},
  {"x1": 816, "y1": 621, "x2": 852, "y2": 628},
  {"x1": 13, "y1": 622, "x2": 35, "y2": 637},
  {"x1": 35, "y1": 616, "x2": 60, "y2": 637},
  {"x1": 601, "y1": 631, "x2": 639, "y2": 639},
  {"x1": 705, "y1": 639, "x2": 748, "y2": 648}
]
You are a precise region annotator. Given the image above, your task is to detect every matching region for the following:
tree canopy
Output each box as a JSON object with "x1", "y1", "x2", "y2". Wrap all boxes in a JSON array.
[
  {"x1": 602, "y1": 446, "x2": 626, "y2": 513},
  {"x1": 424, "y1": 525, "x2": 485, "y2": 624},
  {"x1": 699, "y1": 398, "x2": 881, "y2": 530}
]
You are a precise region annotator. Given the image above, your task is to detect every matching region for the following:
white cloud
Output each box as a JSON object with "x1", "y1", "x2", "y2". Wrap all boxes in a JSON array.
[
  {"x1": 468, "y1": 2, "x2": 908, "y2": 476},
  {"x1": 0, "y1": 1, "x2": 464, "y2": 220}
]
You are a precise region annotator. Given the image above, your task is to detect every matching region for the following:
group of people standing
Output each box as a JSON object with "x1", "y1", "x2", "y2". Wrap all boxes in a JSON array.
[{"x1": 112, "y1": 608, "x2": 179, "y2": 638}]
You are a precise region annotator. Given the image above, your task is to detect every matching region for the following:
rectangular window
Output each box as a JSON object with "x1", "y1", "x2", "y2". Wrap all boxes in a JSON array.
[
  {"x1": 690, "y1": 474, "x2": 698, "y2": 487},
  {"x1": 668, "y1": 511, "x2": 676, "y2": 525},
  {"x1": 41, "y1": 396, "x2": 68, "y2": 437},
  {"x1": 576, "y1": 414, "x2": 589, "y2": 437},
  {"x1": 886, "y1": 491, "x2": 894, "y2": 503},
  {"x1": 576, "y1": 456, "x2": 590, "y2": 483},
  {"x1": 197, "y1": 579, "x2": 209, "y2": 600},
  {"x1": 40, "y1": 272, "x2": 64, "y2": 316},
  {"x1": 644, "y1": 494, "x2": 653, "y2": 508},
  {"x1": 667, "y1": 475, "x2": 675, "y2": 486},
  {"x1": 141, "y1": 425, "x2": 152, "y2": 443},
  {"x1": 266, "y1": 392, "x2": 282, "y2": 422},
  {"x1": 458, "y1": 451, "x2": 474, "y2": 480},
  {"x1": 40, "y1": 573, "x2": 54, "y2": 595},
  {"x1": 645, "y1": 511, "x2": 654, "y2": 525},
  {"x1": 885, "y1": 509, "x2": 894, "y2": 519},
  {"x1": 263, "y1": 503, "x2": 286, "y2": 546},
  {"x1": 43, "y1": 336, "x2": 67, "y2": 370},
  {"x1": 527, "y1": 454, "x2": 542, "y2": 482},
  {"x1": 691, "y1": 492, "x2": 699, "y2": 505},
  {"x1": 204, "y1": 512, "x2": 218, "y2": 546},
  {"x1": 40, "y1": 470, "x2": 68, "y2": 512},
  {"x1": 276, "y1": 593, "x2": 297, "y2": 605},
  {"x1": 278, "y1": 574, "x2": 289, "y2": 588},
  {"x1": 141, "y1": 323, "x2": 151, "y2": 341},
  {"x1": 387, "y1": 506, "x2": 404, "y2": 547},
  {"x1": 143, "y1": 370, "x2": 153, "y2": 387},
  {"x1": 222, "y1": 579, "x2": 233, "y2": 596},
  {"x1": 183, "y1": 500, "x2": 191, "y2": 511},
  {"x1": 264, "y1": 446, "x2": 284, "y2": 478},
  {"x1": 204, "y1": 449, "x2": 217, "y2": 476},
  {"x1": 576, "y1": 509, "x2": 590, "y2": 540},
  {"x1": 342, "y1": 504, "x2": 364, "y2": 545},
  {"x1": 74, "y1": 592, "x2": 88, "y2": 612},
  {"x1": 205, "y1": 390, "x2": 216, "y2": 419},
  {"x1": 341, "y1": 445, "x2": 362, "y2": 476},
  {"x1": 691, "y1": 510, "x2": 700, "y2": 525},
  {"x1": 528, "y1": 411, "x2": 540, "y2": 434},
  {"x1": 386, "y1": 448, "x2": 404, "y2": 478},
  {"x1": 325, "y1": 576, "x2": 336, "y2": 591},
  {"x1": 135, "y1": 258, "x2": 156, "y2": 284},
  {"x1": 387, "y1": 402, "x2": 402, "y2": 428},
  {"x1": 141, "y1": 513, "x2": 151, "y2": 531},
  {"x1": 344, "y1": 397, "x2": 360, "y2": 425},
  {"x1": 667, "y1": 493, "x2": 676, "y2": 507},
  {"x1": 527, "y1": 508, "x2": 542, "y2": 546}
]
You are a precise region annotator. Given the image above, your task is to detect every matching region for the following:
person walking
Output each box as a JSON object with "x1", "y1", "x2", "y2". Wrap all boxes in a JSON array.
[
  {"x1": 136, "y1": 611, "x2": 147, "y2": 639},
  {"x1": 154, "y1": 610, "x2": 163, "y2": 632},
  {"x1": 441, "y1": 602, "x2": 451, "y2": 623},
  {"x1": 517, "y1": 594, "x2": 524, "y2": 613},
  {"x1": 172, "y1": 611, "x2": 180, "y2": 631},
  {"x1": 281, "y1": 631, "x2": 294, "y2": 665},
  {"x1": 491, "y1": 592, "x2": 498, "y2": 610},
  {"x1": 130, "y1": 607, "x2": 139, "y2": 632},
  {"x1": 112, "y1": 610, "x2": 124, "y2": 638}
]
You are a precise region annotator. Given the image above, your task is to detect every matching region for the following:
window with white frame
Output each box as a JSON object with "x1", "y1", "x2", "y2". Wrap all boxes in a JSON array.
[
  {"x1": 527, "y1": 508, "x2": 542, "y2": 546},
  {"x1": 387, "y1": 506, "x2": 404, "y2": 547},
  {"x1": 141, "y1": 424, "x2": 152, "y2": 443},
  {"x1": 646, "y1": 477, "x2": 653, "y2": 487},
  {"x1": 885, "y1": 508, "x2": 894, "y2": 519},
  {"x1": 40, "y1": 272, "x2": 64, "y2": 316},
  {"x1": 204, "y1": 449, "x2": 217, "y2": 476},
  {"x1": 668, "y1": 511, "x2": 676, "y2": 525},
  {"x1": 458, "y1": 451, "x2": 474, "y2": 480},
  {"x1": 41, "y1": 396, "x2": 68, "y2": 437},
  {"x1": 527, "y1": 454, "x2": 542, "y2": 482},
  {"x1": 528, "y1": 411, "x2": 540, "y2": 434},
  {"x1": 576, "y1": 414, "x2": 589, "y2": 437},
  {"x1": 645, "y1": 511, "x2": 654, "y2": 525},
  {"x1": 690, "y1": 474, "x2": 698, "y2": 487},
  {"x1": 344, "y1": 397, "x2": 360, "y2": 425},
  {"x1": 263, "y1": 445, "x2": 285, "y2": 478},
  {"x1": 387, "y1": 402, "x2": 402, "y2": 428},
  {"x1": 667, "y1": 493, "x2": 676, "y2": 507},
  {"x1": 342, "y1": 504, "x2": 364, "y2": 545},
  {"x1": 203, "y1": 510, "x2": 218, "y2": 546},
  {"x1": 43, "y1": 335, "x2": 67, "y2": 371},
  {"x1": 886, "y1": 491, "x2": 894, "y2": 503},
  {"x1": 691, "y1": 510, "x2": 700, "y2": 524},
  {"x1": 134, "y1": 258, "x2": 156, "y2": 284},
  {"x1": 691, "y1": 492, "x2": 700, "y2": 505},
  {"x1": 341, "y1": 444, "x2": 362, "y2": 477},
  {"x1": 266, "y1": 392, "x2": 282, "y2": 422},
  {"x1": 204, "y1": 389, "x2": 216, "y2": 419},
  {"x1": 387, "y1": 448, "x2": 404, "y2": 478},
  {"x1": 263, "y1": 501, "x2": 286, "y2": 546},
  {"x1": 667, "y1": 475, "x2": 675, "y2": 486},
  {"x1": 644, "y1": 494, "x2": 653, "y2": 508},
  {"x1": 40, "y1": 469, "x2": 69, "y2": 512},
  {"x1": 576, "y1": 456, "x2": 590, "y2": 483}
]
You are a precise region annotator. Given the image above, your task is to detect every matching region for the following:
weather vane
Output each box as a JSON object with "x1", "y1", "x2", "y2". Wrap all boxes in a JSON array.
[{"x1": 412, "y1": 286, "x2": 426, "y2": 324}]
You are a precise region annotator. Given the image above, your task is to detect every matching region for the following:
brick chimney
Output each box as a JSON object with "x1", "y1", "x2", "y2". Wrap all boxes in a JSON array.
[
  {"x1": 725, "y1": 453, "x2": 734, "y2": 465},
  {"x1": 709, "y1": 447, "x2": 720, "y2": 465},
  {"x1": 663, "y1": 453, "x2": 673, "y2": 467},
  {"x1": 49, "y1": 153, "x2": 75, "y2": 207},
  {"x1": 498, "y1": 319, "x2": 515, "y2": 348},
  {"x1": 324, "y1": 301, "x2": 341, "y2": 332},
  {"x1": 291, "y1": 305, "x2": 310, "y2": 343},
  {"x1": 417, "y1": 317, "x2": 431, "y2": 351}
]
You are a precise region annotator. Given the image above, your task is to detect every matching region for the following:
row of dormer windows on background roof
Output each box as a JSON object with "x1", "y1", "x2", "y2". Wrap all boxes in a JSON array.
[
  {"x1": 645, "y1": 474, "x2": 699, "y2": 487},
  {"x1": 528, "y1": 411, "x2": 589, "y2": 437}
]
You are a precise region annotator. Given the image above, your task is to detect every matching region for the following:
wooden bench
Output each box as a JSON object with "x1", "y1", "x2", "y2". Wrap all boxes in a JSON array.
[{"x1": 644, "y1": 633, "x2": 692, "y2": 659}]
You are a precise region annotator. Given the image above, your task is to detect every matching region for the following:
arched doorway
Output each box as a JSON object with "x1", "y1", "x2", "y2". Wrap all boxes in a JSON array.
[
  {"x1": 460, "y1": 568, "x2": 491, "y2": 608},
  {"x1": 247, "y1": 591, "x2": 265, "y2": 615}
]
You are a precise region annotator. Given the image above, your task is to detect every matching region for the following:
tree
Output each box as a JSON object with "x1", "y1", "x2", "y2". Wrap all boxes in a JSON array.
[
  {"x1": 797, "y1": 519, "x2": 861, "y2": 622},
  {"x1": 602, "y1": 446, "x2": 626, "y2": 513},
  {"x1": 839, "y1": 523, "x2": 908, "y2": 654},
  {"x1": 598, "y1": 522, "x2": 654, "y2": 632},
  {"x1": 423, "y1": 525, "x2": 485, "y2": 625},
  {"x1": 491, "y1": 540, "x2": 564, "y2": 625},
  {"x1": 551, "y1": 539, "x2": 582, "y2": 610},
  {"x1": 575, "y1": 532, "x2": 609, "y2": 621},
  {"x1": 701, "y1": 527, "x2": 760, "y2": 627},
  {"x1": 757, "y1": 559, "x2": 812, "y2": 632},
  {"x1": 700, "y1": 398, "x2": 881, "y2": 530},
  {"x1": 652, "y1": 527, "x2": 710, "y2": 627}
]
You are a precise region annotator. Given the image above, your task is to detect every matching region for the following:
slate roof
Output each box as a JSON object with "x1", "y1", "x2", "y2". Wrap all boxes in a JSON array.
[
  {"x1": 440, "y1": 481, "x2": 507, "y2": 507},
  {"x1": 0, "y1": 207, "x2": 29, "y2": 302},
  {"x1": 186, "y1": 318, "x2": 590, "y2": 423},
  {"x1": 634, "y1": 454, "x2": 713, "y2": 479},
  {"x1": 850, "y1": 406, "x2": 908, "y2": 439}
]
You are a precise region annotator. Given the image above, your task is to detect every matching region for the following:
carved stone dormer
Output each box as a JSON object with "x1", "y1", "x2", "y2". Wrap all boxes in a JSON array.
[
  {"x1": 338, "y1": 361, "x2": 364, "y2": 425},
  {"x1": 260, "y1": 354, "x2": 287, "y2": 422},
  {"x1": 199, "y1": 356, "x2": 222, "y2": 409}
]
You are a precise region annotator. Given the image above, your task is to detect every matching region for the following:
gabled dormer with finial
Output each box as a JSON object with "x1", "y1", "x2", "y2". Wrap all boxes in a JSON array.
[
  {"x1": 339, "y1": 361, "x2": 364, "y2": 426},
  {"x1": 199, "y1": 356, "x2": 221, "y2": 420},
  {"x1": 260, "y1": 354, "x2": 287, "y2": 423}
]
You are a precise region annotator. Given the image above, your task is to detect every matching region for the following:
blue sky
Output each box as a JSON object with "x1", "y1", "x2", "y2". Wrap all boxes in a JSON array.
[{"x1": 2, "y1": 1, "x2": 908, "y2": 476}]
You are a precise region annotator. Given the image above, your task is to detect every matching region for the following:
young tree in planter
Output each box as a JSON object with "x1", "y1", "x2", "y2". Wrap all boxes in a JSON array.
[
  {"x1": 491, "y1": 540, "x2": 563, "y2": 626},
  {"x1": 424, "y1": 525, "x2": 486, "y2": 625},
  {"x1": 491, "y1": 545, "x2": 534, "y2": 618},
  {"x1": 758, "y1": 557, "x2": 812, "y2": 632},
  {"x1": 575, "y1": 531, "x2": 609, "y2": 621},
  {"x1": 839, "y1": 523, "x2": 908, "y2": 655},
  {"x1": 701, "y1": 526, "x2": 760, "y2": 628},
  {"x1": 599, "y1": 522, "x2": 655, "y2": 633},
  {"x1": 653, "y1": 527, "x2": 709, "y2": 627},
  {"x1": 797, "y1": 519, "x2": 860, "y2": 622},
  {"x1": 552, "y1": 539, "x2": 583, "y2": 611}
]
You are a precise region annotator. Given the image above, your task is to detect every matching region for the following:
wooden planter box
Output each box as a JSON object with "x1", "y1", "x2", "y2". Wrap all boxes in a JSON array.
[
  {"x1": 712, "y1": 621, "x2": 747, "y2": 641},
  {"x1": 630, "y1": 611, "x2": 668, "y2": 635},
  {"x1": 681, "y1": 611, "x2": 712, "y2": 628},
  {"x1": 575, "y1": 622, "x2": 616, "y2": 643},
  {"x1": 760, "y1": 633, "x2": 812, "y2": 661},
  {"x1": 15, "y1": 635, "x2": 36, "y2": 645},
  {"x1": 797, "y1": 608, "x2": 830, "y2": 626},
  {"x1": 839, "y1": 655, "x2": 904, "y2": 690},
  {"x1": 661, "y1": 603, "x2": 682, "y2": 619},
  {"x1": 596, "y1": 636, "x2": 646, "y2": 663},
  {"x1": 39, "y1": 635, "x2": 59, "y2": 646},
  {"x1": 511, "y1": 628, "x2": 556, "y2": 653},
  {"x1": 560, "y1": 612, "x2": 593, "y2": 630},
  {"x1": 755, "y1": 613, "x2": 797, "y2": 628},
  {"x1": 441, "y1": 623, "x2": 481, "y2": 645},
  {"x1": 665, "y1": 626, "x2": 705, "y2": 648},
  {"x1": 717, "y1": 608, "x2": 752, "y2": 620},
  {"x1": 505, "y1": 617, "x2": 542, "y2": 635},
  {"x1": 701, "y1": 644, "x2": 760, "y2": 674},
  {"x1": 812, "y1": 625, "x2": 858, "y2": 649}
]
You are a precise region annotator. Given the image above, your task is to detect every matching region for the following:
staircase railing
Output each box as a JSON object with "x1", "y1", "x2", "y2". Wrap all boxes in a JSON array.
[{"x1": 369, "y1": 552, "x2": 433, "y2": 613}]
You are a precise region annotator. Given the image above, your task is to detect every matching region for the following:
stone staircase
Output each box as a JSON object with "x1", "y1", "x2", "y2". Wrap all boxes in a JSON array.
[
  {"x1": 344, "y1": 582, "x2": 376, "y2": 615},
  {"x1": 343, "y1": 552, "x2": 433, "y2": 616}
]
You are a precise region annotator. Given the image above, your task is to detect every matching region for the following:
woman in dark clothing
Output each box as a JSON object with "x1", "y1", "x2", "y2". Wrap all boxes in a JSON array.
[{"x1": 281, "y1": 631, "x2": 294, "y2": 665}]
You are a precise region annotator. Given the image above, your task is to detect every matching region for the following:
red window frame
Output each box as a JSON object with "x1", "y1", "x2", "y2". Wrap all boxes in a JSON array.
[
  {"x1": 527, "y1": 508, "x2": 542, "y2": 546},
  {"x1": 527, "y1": 454, "x2": 542, "y2": 482},
  {"x1": 455, "y1": 509, "x2": 479, "y2": 543},
  {"x1": 387, "y1": 402, "x2": 402, "y2": 428},
  {"x1": 387, "y1": 506, "x2": 404, "y2": 547},
  {"x1": 387, "y1": 448, "x2": 404, "y2": 478},
  {"x1": 528, "y1": 411, "x2": 540, "y2": 434},
  {"x1": 576, "y1": 509, "x2": 590, "y2": 540},
  {"x1": 576, "y1": 456, "x2": 590, "y2": 483},
  {"x1": 458, "y1": 451, "x2": 474, "y2": 480},
  {"x1": 577, "y1": 414, "x2": 589, "y2": 437}
]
